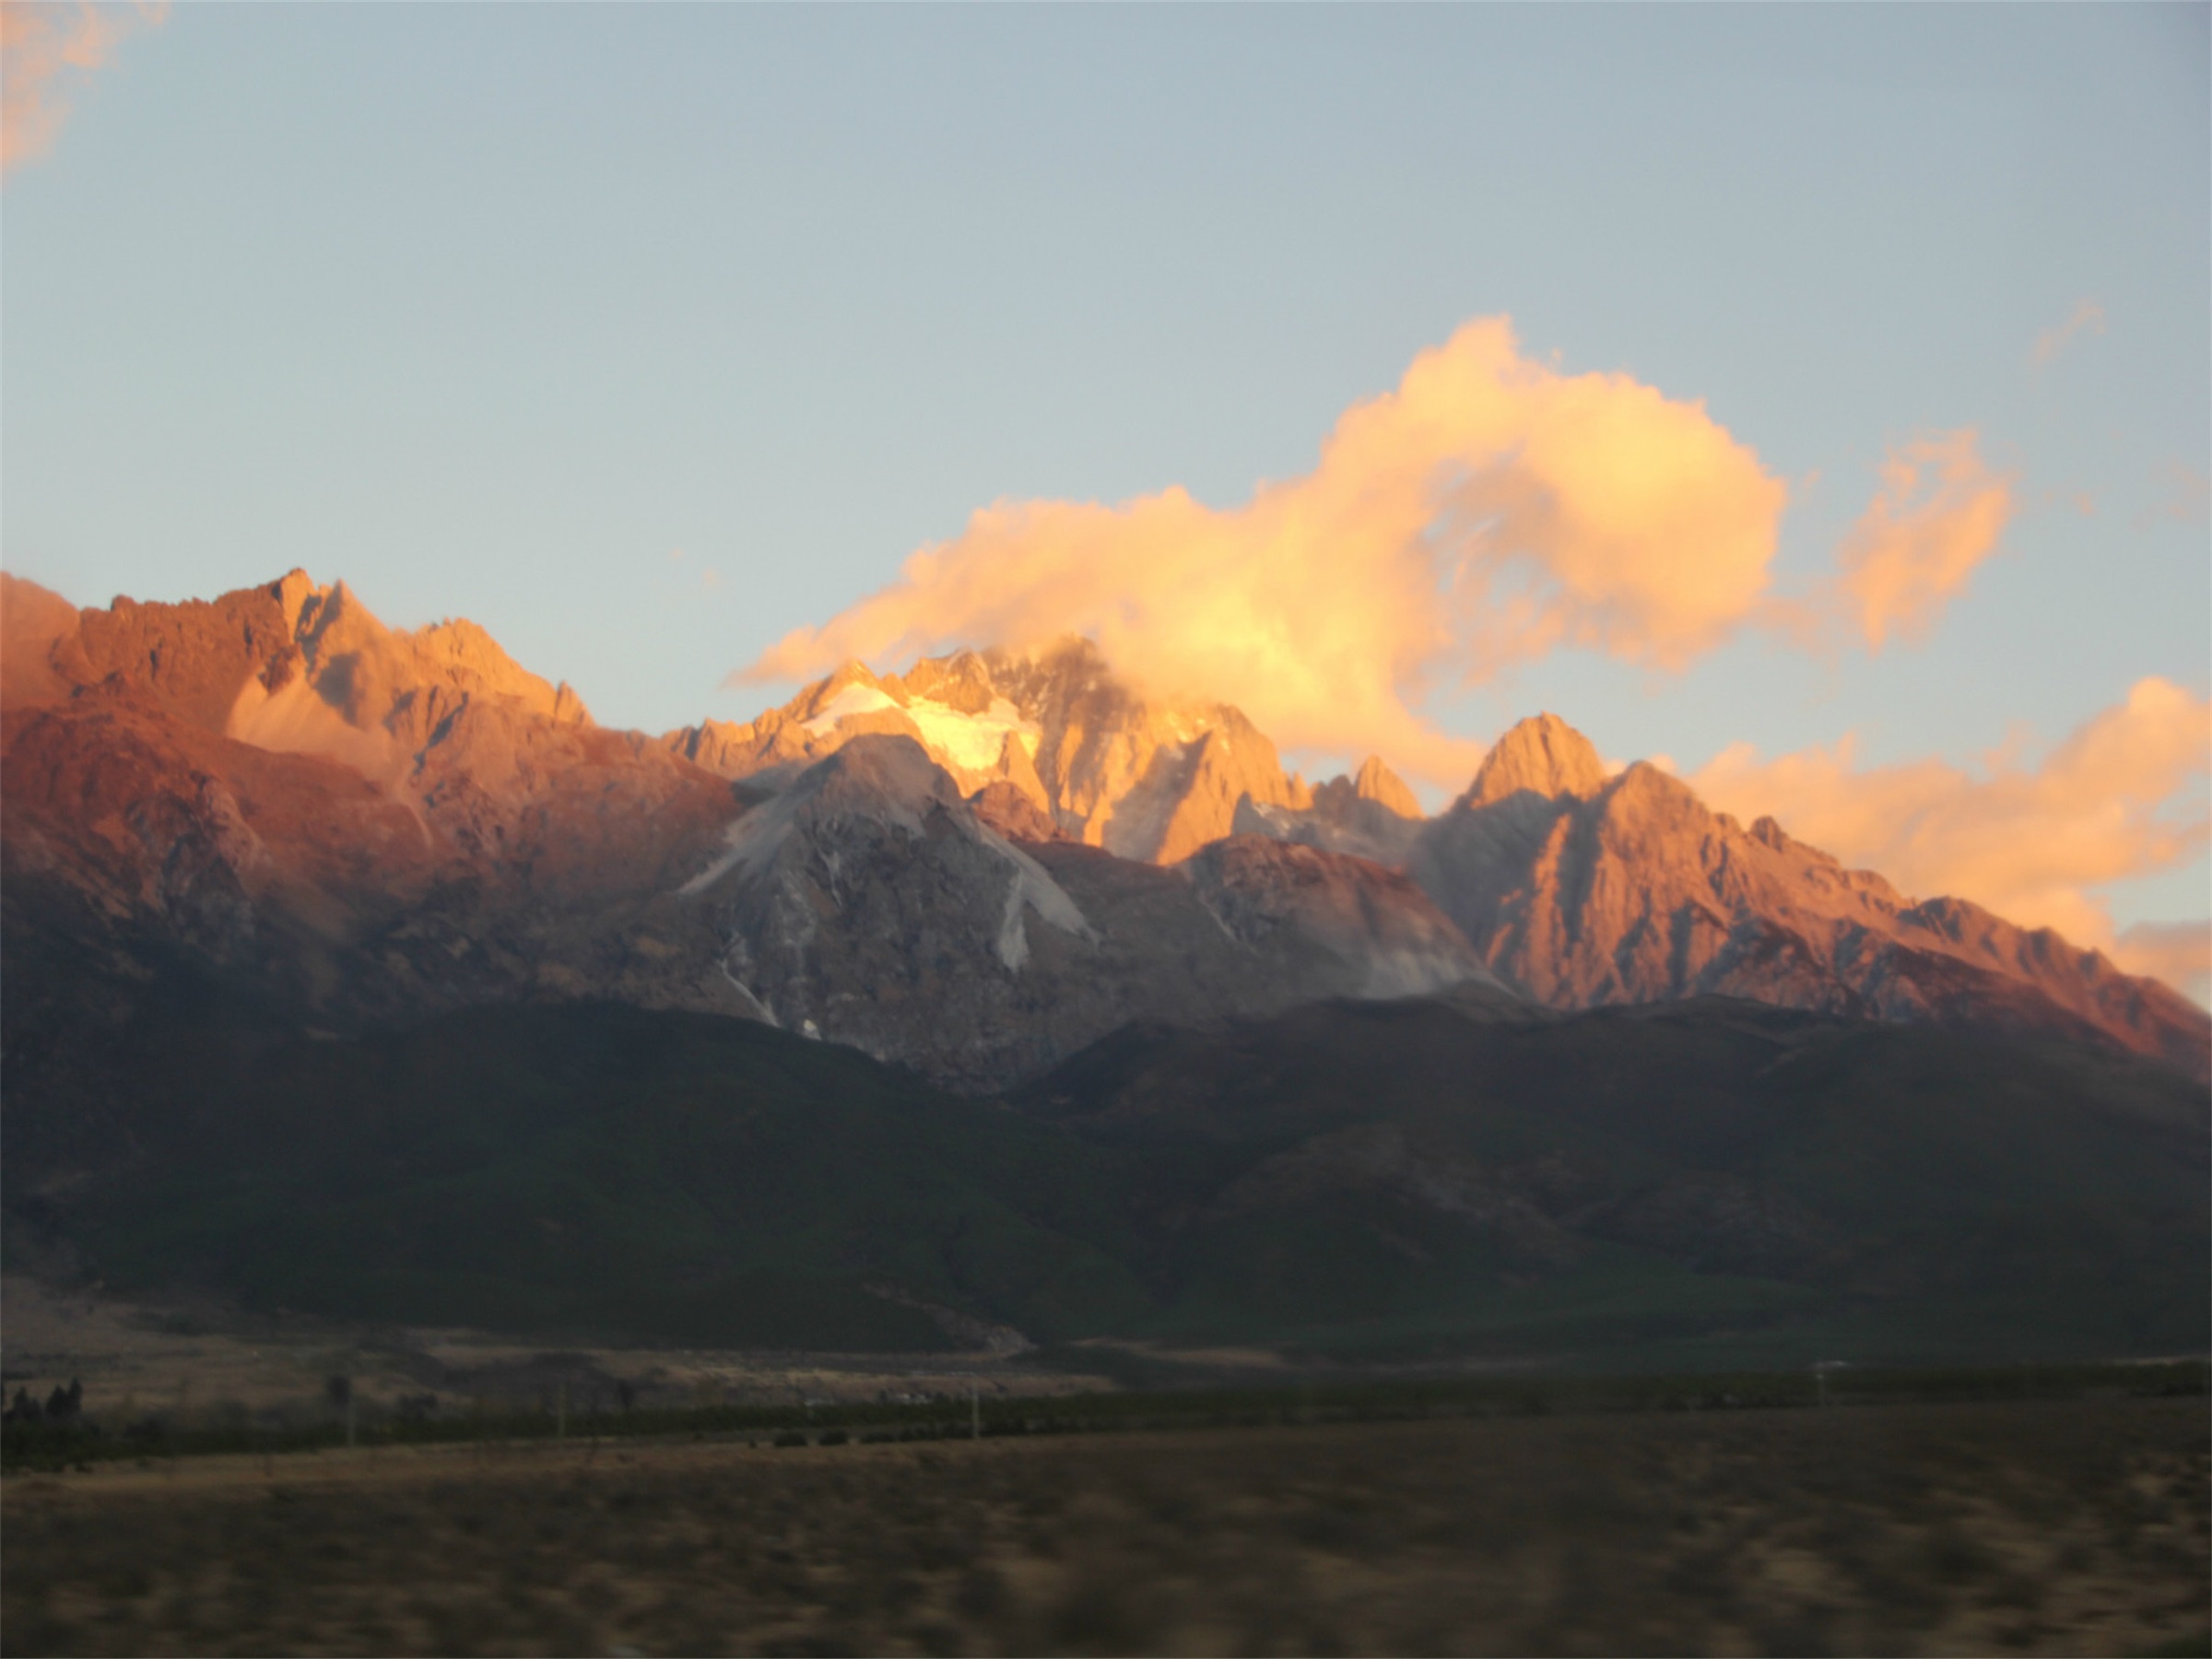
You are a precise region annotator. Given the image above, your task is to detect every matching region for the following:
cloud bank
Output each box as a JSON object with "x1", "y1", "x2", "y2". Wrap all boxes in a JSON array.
[
  {"x1": 741, "y1": 317, "x2": 1791, "y2": 782},
  {"x1": 739, "y1": 318, "x2": 2018, "y2": 784},
  {"x1": 1, "y1": 1, "x2": 163, "y2": 177},
  {"x1": 1692, "y1": 677, "x2": 2212, "y2": 999}
]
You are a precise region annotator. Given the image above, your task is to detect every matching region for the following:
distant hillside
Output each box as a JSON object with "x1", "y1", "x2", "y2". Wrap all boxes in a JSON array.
[
  {"x1": 1018, "y1": 993, "x2": 2208, "y2": 1368},
  {"x1": 7, "y1": 959, "x2": 2202, "y2": 1370}
]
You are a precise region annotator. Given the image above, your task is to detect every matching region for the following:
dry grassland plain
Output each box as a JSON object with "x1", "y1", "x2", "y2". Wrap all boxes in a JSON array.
[
  {"x1": 4, "y1": 1396, "x2": 2206, "y2": 1657},
  {"x1": 0, "y1": 1275, "x2": 1107, "y2": 1421}
]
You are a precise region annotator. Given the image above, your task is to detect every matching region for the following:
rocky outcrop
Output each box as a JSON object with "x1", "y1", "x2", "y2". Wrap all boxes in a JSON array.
[
  {"x1": 2, "y1": 574, "x2": 751, "y2": 1030},
  {"x1": 8, "y1": 572, "x2": 2200, "y2": 1088},
  {"x1": 1238, "y1": 753, "x2": 1426, "y2": 866},
  {"x1": 1351, "y1": 756, "x2": 1422, "y2": 819},
  {"x1": 7, "y1": 570, "x2": 595, "y2": 823},
  {"x1": 968, "y1": 781, "x2": 1065, "y2": 843},
  {"x1": 669, "y1": 735, "x2": 1501, "y2": 1089},
  {"x1": 1, "y1": 573, "x2": 83, "y2": 709},
  {"x1": 1454, "y1": 712, "x2": 1607, "y2": 808},
  {"x1": 1, "y1": 674, "x2": 755, "y2": 1028},
  {"x1": 2, "y1": 575, "x2": 1504, "y2": 1091},
  {"x1": 1408, "y1": 716, "x2": 2211, "y2": 1077},
  {"x1": 665, "y1": 638, "x2": 1312, "y2": 862},
  {"x1": 1182, "y1": 835, "x2": 1498, "y2": 1002}
]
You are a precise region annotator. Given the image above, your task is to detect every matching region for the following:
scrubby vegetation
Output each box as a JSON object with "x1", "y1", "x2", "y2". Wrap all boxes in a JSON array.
[
  {"x1": 5, "y1": 1395, "x2": 2205, "y2": 1656},
  {"x1": 6, "y1": 1357, "x2": 2204, "y2": 1475}
]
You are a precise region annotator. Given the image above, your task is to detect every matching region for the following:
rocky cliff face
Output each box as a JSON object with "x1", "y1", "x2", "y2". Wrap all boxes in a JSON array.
[
  {"x1": 665, "y1": 638, "x2": 1314, "y2": 863},
  {"x1": 9, "y1": 569, "x2": 595, "y2": 819},
  {"x1": 664, "y1": 734, "x2": 1497, "y2": 1088},
  {"x1": 2, "y1": 576, "x2": 1502, "y2": 1091},
  {"x1": 1236, "y1": 753, "x2": 1426, "y2": 866},
  {"x1": 1454, "y1": 712, "x2": 1607, "y2": 807},
  {"x1": 1180, "y1": 834, "x2": 1491, "y2": 1003},
  {"x1": 3, "y1": 572, "x2": 769, "y2": 1030},
  {"x1": 1407, "y1": 716, "x2": 2210, "y2": 1077},
  {"x1": 6, "y1": 571, "x2": 2200, "y2": 1087}
]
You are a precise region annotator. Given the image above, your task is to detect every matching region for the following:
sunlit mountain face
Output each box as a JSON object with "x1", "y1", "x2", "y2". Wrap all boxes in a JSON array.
[
  {"x1": 4, "y1": 569, "x2": 2204, "y2": 1089},
  {"x1": 666, "y1": 637, "x2": 1315, "y2": 866}
]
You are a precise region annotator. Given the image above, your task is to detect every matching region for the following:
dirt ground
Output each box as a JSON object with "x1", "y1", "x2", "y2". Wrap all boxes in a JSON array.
[{"x1": 4, "y1": 1395, "x2": 2206, "y2": 1657}]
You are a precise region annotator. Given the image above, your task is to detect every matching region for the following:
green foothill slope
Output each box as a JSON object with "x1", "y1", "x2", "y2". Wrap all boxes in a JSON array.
[
  {"x1": 7, "y1": 990, "x2": 1156, "y2": 1352},
  {"x1": 5, "y1": 964, "x2": 2204, "y2": 1369},
  {"x1": 1017, "y1": 995, "x2": 2209, "y2": 1367}
]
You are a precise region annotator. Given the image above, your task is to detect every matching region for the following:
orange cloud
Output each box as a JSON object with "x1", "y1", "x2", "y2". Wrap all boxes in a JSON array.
[
  {"x1": 2032, "y1": 297, "x2": 2106, "y2": 368},
  {"x1": 1828, "y1": 431, "x2": 2016, "y2": 652},
  {"x1": 1, "y1": 1, "x2": 164, "y2": 177},
  {"x1": 2113, "y1": 922, "x2": 2211, "y2": 1008},
  {"x1": 1692, "y1": 677, "x2": 2211, "y2": 996},
  {"x1": 739, "y1": 317, "x2": 1790, "y2": 782}
]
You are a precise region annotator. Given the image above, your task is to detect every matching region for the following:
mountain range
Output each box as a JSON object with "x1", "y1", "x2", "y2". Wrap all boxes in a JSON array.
[
  {"x1": 4, "y1": 569, "x2": 2202, "y2": 1088},
  {"x1": 3, "y1": 569, "x2": 2205, "y2": 1366}
]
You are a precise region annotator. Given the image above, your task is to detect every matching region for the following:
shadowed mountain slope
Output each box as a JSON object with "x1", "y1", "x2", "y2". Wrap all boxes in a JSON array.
[
  {"x1": 666, "y1": 732, "x2": 1496, "y2": 1088},
  {"x1": 5, "y1": 974, "x2": 2201, "y2": 1368},
  {"x1": 1015, "y1": 993, "x2": 2209, "y2": 1366}
]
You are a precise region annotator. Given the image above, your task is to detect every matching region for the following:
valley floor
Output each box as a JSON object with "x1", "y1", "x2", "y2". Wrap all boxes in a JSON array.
[
  {"x1": 4, "y1": 1396, "x2": 2206, "y2": 1657},
  {"x1": 0, "y1": 1275, "x2": 1111, "y2": 1426}
]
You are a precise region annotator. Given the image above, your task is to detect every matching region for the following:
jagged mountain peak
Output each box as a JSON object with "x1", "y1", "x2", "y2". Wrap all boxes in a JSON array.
[
  {"x1": 970, "y1": 780, "x2": 1065, "y2": 842},
  {"x1": 8, "y1": 569, "x2": 591, "y2": 741},
  {"x1": 900, "y1": 647, "x2": 1000, "y2": 713},
  {"x1": 803, "y1": 659, "x2": 899, "y2": 712},
  {"x1": 1461, "y1": 712, "x2": 1607, "y2": 808},
  {"x1": 1353, "y1": 755, "x2": 1422, "y2": 818},
  {"x1": 678, "y1": 733, "x2": 1058, "y2": 906},
  {"x1": 668, "y1": 635, "x2": 1311, "y2": 863},
  {"x1": 787, "y1": 728, "x2": 966, "y2": 815},
  {"x1": 1, "y1": 571, "x2": 83, "y2": 709},
  {"x1": 7, "y1": 569, "x2": 2203, "y2": 1087},
  {"x1": 1406, "y1": 739, "x2": 2208, "y2": 1078}
]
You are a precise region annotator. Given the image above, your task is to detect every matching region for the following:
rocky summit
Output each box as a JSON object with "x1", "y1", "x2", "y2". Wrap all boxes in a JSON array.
[
  {"x1": 663, "y1": 638, "x2": 1315, "y2": 864},
  {"x1": 1407, "y1": 717, "x2": 2209, "y2": 1078},
  {"x1": 0, "y1": 573, "x2": 1496, "y2": 1091},
  {"x1": 3, "y1": 571, "x2": 2204, "y2": 1091}
]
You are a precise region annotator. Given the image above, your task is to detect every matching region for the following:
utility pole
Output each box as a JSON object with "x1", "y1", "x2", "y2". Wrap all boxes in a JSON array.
[
  {"x1": 558, "y1": 1382, "x2": 568, "y2": 1443},
  {"x1": 971, "y1": 1383, "x2": 980, "y2": 1441}
]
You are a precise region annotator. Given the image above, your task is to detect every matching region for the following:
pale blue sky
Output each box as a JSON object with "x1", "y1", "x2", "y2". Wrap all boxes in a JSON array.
[{"x1": 4, "y1": 4, "x2": 2206, "y2": 936}]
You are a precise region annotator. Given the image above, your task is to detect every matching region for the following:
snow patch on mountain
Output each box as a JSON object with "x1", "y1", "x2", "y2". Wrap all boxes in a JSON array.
[
  {"x1": 800, "y1": 682, "x2": 900, "y2": 735},
  {"x1": 905, "y1": 695, "x2": 1039, "y2": 773},
  {"x1": 993, "y1": 834, "x2": 1094, "y2": 968},
  {"x1": 677, "y1": 792, "x2": 817, "y2": 895}
]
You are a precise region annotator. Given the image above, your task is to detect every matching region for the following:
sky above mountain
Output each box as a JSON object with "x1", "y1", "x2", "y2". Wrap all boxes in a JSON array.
[{"x1": 2, "y1": 4, "x2": 2206, "y2": 992}]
